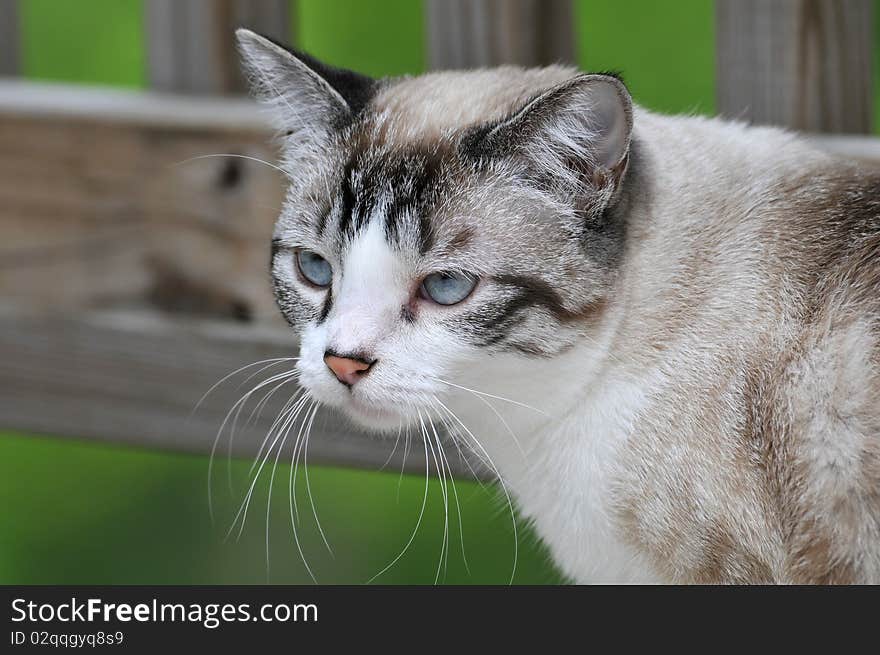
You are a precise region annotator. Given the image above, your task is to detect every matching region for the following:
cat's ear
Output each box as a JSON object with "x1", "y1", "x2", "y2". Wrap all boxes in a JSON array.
[
  {"x1": 464, "y1": 74, "x2": 633, "y2": 209},
  {"x1": 236, "y1": 29, "x2": 376, "y2": 140}
]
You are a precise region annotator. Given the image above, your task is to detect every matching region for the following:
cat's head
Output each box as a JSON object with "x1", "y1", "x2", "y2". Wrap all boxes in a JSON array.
[{"x1": 237, "y1": 30, "x2": 633, "y2": 431}]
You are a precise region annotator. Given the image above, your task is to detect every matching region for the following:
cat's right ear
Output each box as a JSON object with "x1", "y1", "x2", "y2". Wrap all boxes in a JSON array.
[
  {"x1": 236, "y1": 29, "x2": 376, "y2": 141},
  {"x1": 462, "y1": 74, "x2": 633, "y2": 216}
]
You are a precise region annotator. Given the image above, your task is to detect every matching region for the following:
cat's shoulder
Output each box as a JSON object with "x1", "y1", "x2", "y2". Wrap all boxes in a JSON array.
[{"x1": 756, "y1": 208, "x2": 880, "y2": 582}]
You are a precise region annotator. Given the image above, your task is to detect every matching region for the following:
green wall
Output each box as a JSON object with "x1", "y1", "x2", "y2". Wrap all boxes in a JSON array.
[
  {"x1": 575, "y1": 0, "x2": 716, "y2": 115},
  {"x1": 296, "y1": 0, "x2": 425, "y2": 77},
  {"x1": 20, "y1": 0, "x2": 146, "y2": 87},
  {"x1": 0, "y1": 433, "x2": 559, "y2": 584}
]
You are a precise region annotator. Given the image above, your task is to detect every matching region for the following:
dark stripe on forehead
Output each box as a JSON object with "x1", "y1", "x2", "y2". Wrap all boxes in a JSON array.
[
  {"x1": 380, "y1": 161, "x2": 416, "y2": 246},
  {"x1": 382, "y1": 168, "x2": 415, "y2": 244},
  {"x1": 353, "y1": 171, "x2": 380, "y2": 236},
  {"x1": 316, "y1": 207, "x2": 330, "y2": 237},
  {"x1": 333, "y1": 143, "x2": 447, "y2": 250},
  {"x1": 418, "y1": 213, "x2": 436, "y2": 254},
  {"x1": 412, "y1": 154, "x2": 442, "y2": 254},
  {"x1": 335, "y1": 154, "x2": 392, "y2": 243},
  {"x1": 383, "y1": 203, "x2": 401, "y2": 244},
  {"x1": 335, "y1": 160, "x2": 357, "y2": 239}
]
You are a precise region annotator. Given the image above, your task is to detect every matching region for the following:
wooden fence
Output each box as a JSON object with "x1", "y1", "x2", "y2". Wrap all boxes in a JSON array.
[{"x1": 0, "y1": 0, "x2": 878, "y2": 476}]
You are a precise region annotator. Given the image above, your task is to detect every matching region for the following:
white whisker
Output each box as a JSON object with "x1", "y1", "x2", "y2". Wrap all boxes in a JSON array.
[
  {"x1": 366, "y1": 408, "x2": 431, "y2": 584},
  {"x1": 432, "y1": 377, "x2": 549, "y2": 416},
  {"x1": 437, "y1": 382, "x2": 527, "y2": 458},
  {"x1": 435, "y1": 410, "x2": 493, "y2": 479},
  {"x1": 225, "y1": 394, "x2": 308, "y2": 543},
  {"x1": 434, "y1": 397, "x2": 519, "y2": 585},
  {"x1": 264, "y1": 395, "x2": 308, "y2": 581},
  {"x1": 397, "y1": 422, "x2": 412, "y2": 503},
  {"x1": 379, "y1": 421, "x2": 404, "y2": 472},
  {"x1": 302, "y1": 403, "x2": 333, "y2": 555},
  {"x1": 428, "y1": 409, "x2": 470, "y2": 576},
  {"x1": 288, "y1": 400, "x2": 320, "y2": 583},
  {"x1": 422, "y1": 411, "x2": 448, "y2": 584},
  {"x1": 244, "y1": 384, "x2": 304, "y2": 481},
  {"x1": 244, "y1": 368, "x2": 300, "y2": 427},
  {"x1": 194, "y1": 357, "x2": 297, "y2": 416},
  {"x1": 172, "y1": 153, "x2": 295, "y2": 181},
  {"x1": 207, "y1": 366, "x2": 298, "y2": 523}
]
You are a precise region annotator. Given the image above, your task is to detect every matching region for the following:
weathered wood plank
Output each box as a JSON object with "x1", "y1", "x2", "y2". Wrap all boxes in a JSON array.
[
  {"x1": 0, "y1": 0, "x2": 19, "y2": 77},
  {"x1": 0, "y1": 79, "x2": 268, "y2": 129},
  {"x1": 807, "y1": 133, "x2": 880, "y2": 161},
  {"x1": 0, "y1": 81, "x2": 281, "y2": 323},
  {"x1": 0, "y1": 308, "x2": 468, "y2": 476},
  {"x1": 716, "y1": 0, "x2": 874, "y2": 133},
  {"x1": 145, "y1": 0, "x2": 291, "y2": 94},
  {"x1": 426, "y1": 0, "x2": 575, "y2": 69}
]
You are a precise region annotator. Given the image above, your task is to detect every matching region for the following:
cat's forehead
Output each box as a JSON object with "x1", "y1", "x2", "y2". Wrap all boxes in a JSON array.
[
  {"x1": 369, "y1": 66, "x2": 578, "y2": 141},
  {"x1": 330, "y1": 140, "x2": 555, "y2": 266},
  {"x1": 323, "y1": 133, "x2": 459, "y2": 255},
  {"x1": 279, "y1": 66, "x2": 585, "y2": 266}
]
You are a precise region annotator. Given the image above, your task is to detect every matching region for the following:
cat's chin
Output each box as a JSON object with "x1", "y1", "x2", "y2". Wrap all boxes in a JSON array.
[{"x1": 339, "y1": 398, "x2": 408, "y2": 433}]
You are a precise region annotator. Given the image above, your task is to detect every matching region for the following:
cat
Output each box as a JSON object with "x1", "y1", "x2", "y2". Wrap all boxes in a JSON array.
[{"x1": 236, "y1": 29, "x2": 880, "y2": 584}]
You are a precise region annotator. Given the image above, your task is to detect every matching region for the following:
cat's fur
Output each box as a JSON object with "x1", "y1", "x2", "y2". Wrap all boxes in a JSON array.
[{"x1": 237, "y1": 30, "x2": 880, "y2": 583}]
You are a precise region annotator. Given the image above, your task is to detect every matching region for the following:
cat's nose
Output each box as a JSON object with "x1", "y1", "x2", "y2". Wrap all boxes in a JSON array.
[{"x1": 323, "y1": 351, "x2": 375, "y2": 387}]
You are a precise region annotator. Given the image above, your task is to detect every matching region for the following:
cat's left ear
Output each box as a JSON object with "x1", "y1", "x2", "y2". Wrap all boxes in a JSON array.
[
  {"x1": 236, "y1": 29, "x2": 376, "y2": 140},
  {"x1": 463, "y1": 74, "x2": 633, "y2": 211}
]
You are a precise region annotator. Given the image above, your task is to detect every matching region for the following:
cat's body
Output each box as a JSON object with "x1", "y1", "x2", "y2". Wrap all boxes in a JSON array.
[
  {"x1": 237, "y1": 31, "x2": 880, "y2": 583},
  {"x1": 470, "y1": 115, "x2": 880, "y2": 583}
]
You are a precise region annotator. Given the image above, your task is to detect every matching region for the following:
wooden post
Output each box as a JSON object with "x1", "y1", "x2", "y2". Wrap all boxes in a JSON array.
[
  {"x1": 145, "y1": 0, "x2": 291, "y2": 94},
  {"x1": 716, "y1": 0, "x2": 874, "y2": 133},
  {"x1": 0, "y1": 0, "x2": 19, "y2": 76},
  {"x1": 426, "y1": 0, "x2": 575, "y2": 70}
]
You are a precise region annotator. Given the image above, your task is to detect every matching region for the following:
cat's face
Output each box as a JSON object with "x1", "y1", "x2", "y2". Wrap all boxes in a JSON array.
[{"x1": 238, "y1": 30, "x2": 633, "y2": 432}]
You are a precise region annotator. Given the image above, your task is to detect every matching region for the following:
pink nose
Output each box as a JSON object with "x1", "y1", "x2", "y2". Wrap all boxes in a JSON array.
[{"x1": 324, "y1": 353, "x2": 374, "y2": 386}]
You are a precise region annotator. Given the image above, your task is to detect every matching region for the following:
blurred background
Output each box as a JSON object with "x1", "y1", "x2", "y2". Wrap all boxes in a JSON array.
[{"x1": 1, "y1": 0, "x2": 879, "y2": 585}]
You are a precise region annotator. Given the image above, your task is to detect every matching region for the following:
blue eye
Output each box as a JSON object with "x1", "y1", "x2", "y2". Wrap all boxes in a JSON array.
[
  {"x1": 296, "y1": 249, "x2": 332, "y2": 288},
  {"x1": 420, "y1": 271, "x2": 477, "y2": 306}
]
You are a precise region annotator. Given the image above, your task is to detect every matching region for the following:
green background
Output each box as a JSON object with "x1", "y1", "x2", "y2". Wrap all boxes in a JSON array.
[{"x1": 3, "y1": 0, "x2": 879, "y2": 584}]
